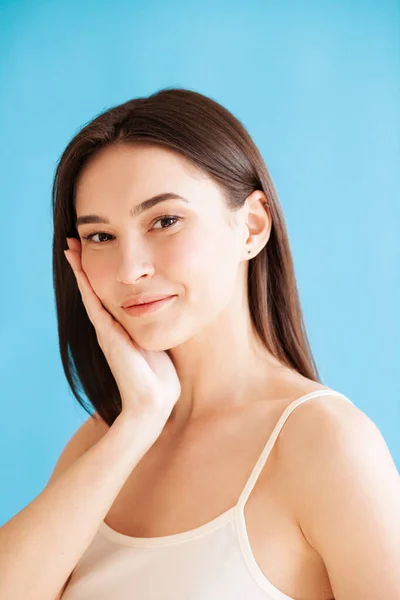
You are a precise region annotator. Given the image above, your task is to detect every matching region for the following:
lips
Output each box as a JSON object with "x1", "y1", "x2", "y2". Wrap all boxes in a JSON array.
[
  {"x1": 122, "y1": 295, "x2": 177, "y2": 317},
  {"x1": 121, "y1": 294, "x2": 174, "y2": 308}
]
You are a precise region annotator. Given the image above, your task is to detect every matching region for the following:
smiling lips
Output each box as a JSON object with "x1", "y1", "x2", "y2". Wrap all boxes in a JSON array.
[
  {"x1": 121, "y1": 294, "x2": 175, "y2": 308},
  {"x1": 122, "y1": 295, "x2": 177, "y2": 317}
]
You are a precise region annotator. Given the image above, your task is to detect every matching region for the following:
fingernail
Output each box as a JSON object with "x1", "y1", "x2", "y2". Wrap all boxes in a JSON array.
[{"x1": 66, "y1": 237, "x2": 71, "y2": 249}]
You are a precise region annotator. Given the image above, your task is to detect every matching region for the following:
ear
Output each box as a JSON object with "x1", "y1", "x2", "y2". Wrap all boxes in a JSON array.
[{"x1": 242, "y1": 190, "x2": 272, "y2": 258}]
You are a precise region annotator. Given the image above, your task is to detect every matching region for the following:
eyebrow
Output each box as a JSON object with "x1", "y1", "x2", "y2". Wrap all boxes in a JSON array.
[{"x1": 75, "y1": 193, "x2": 190, "y2": 226}]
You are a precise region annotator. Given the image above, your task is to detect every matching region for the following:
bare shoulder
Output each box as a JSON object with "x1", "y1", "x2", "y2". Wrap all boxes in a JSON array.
[
  {"x1": 47, "y1": 411, "x2": 109, "y2": 487},
  {"x1": 291, "y1": 388, "x2": 363, "y2": 428},
  {"x1": 274, "y1": 388, "x2": 375, "y2": 524},
  {"x1": 69, "y1": 410, "x2": 110, "y2": 451},
  {"x1": 278, "y1": 391, "x2": 400, "y2": 598},
  {"x1": 281, "y1": 388, "x2": 375, "y2": 451},
  {"x1": 88, "y1": 411, "x2": 111, "y2": 438},
  {"x1": 278, "y1": 388, "x2": 377, "y2": 482}
]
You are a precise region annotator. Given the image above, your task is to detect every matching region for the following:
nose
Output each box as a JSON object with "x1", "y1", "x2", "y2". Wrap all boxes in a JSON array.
[{"x1": 115, "y1": 241, "x2": 155, "y2": 284}]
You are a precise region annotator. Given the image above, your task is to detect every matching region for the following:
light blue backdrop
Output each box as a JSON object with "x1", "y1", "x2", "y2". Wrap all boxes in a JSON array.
[{"x1": 1, "y1": 0, "x2": 399, "y2": 525}]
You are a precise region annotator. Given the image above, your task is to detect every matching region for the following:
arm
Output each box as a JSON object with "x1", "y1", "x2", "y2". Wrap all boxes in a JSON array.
[
  {"x1": 283, "y1": 396, "x2": 400, "y2": 600},
  {"x1": 0, "y1": 412, "x2": 162, "y2": 600}
]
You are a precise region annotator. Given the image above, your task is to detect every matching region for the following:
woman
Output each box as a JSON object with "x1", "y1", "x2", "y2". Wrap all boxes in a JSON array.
[{"x1": 1, "y1": 88, "x2": 399, "y2": 599}]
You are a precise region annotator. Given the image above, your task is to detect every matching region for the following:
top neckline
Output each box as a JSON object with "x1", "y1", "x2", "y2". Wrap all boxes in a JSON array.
[
  {"x1": 98, "y1": 389, "x2": 350, "y2": 548},
  {"x1": 99, "y1": 503, "x2": 237, "y2": 547}
]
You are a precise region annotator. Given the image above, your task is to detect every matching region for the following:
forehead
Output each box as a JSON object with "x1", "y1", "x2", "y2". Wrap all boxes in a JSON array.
[{"x1": 74, "y1": 143, "x2": 217, "y2": 211}]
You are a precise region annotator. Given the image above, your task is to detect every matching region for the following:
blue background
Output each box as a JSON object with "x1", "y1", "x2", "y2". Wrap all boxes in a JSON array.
[{"x1": 1, "y1": 0, "x2": 399, "y2": 524}]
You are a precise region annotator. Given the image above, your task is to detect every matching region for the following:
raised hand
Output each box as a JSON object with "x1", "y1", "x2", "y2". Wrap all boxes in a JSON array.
[{"x1": 64, "y1": 237, "x2": 181, "y2": 426}]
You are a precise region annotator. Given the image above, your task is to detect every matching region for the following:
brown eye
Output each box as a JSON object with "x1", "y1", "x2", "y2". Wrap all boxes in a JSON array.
[
  {"x1": 81, "y1": 216, "x2": 182, "y2": 245},
  {"x1": 82, "y1": 232, "x2": 114, "y2": 244},
  {"x1": 152, "y1": 215, "x2": 182, "y2": 230}
]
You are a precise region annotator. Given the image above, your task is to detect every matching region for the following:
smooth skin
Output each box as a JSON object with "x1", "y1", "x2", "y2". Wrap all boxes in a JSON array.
[
  {"x1": 3, "y1": 142, "x2": 397, "y2": 600},
  {"x1": 70, "y1": 142, "x2": 400, "y2": 599},
  {"x1": 278, "y1": 391, "x2": 400, "y2": 599}
]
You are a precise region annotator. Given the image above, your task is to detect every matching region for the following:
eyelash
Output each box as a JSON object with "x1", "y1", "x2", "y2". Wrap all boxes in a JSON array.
[{"x1": 81, "y1": 215, "x2": 183, "y2": 244}]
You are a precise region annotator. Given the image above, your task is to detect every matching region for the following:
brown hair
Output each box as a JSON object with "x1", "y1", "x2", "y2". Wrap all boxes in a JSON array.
[{"x1": 52, "y1": 86, "x2": 321, "y2": 427}]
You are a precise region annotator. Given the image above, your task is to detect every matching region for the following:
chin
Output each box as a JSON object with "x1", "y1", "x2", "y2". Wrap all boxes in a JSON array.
[{"x1": 131, "y1": 326, "x2": 195, "y2": 353}]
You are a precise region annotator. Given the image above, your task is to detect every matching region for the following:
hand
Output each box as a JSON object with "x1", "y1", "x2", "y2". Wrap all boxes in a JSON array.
[{"x1": 63, "y1": 237, "x2": 181, "y2": 425}]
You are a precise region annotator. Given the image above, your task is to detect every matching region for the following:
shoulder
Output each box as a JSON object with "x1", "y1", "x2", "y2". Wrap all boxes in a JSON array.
[
  {"x1": 82, "y1": 411, "x2": 110, "y2": 450},
  {"x1": 273, "y1": 387, "x2": 364, "y2": 472},
  {"x1": 47, "y1": 411, "x2": 109, "y2": 487},
  {"x1": 275, "y1": 389, "x2": 365, "y2": 504},
  {"x1": 90, "y1": 410, "x2": 110, "y2": 433},
  {"x1": 279, "y1": 389, "x2": 393, "y2": 510},
  {"x1": 74, "y1": 411, "x2": 110, "y2": 449},
  {"x1": 282, "y1": 389, "x2": 364, "y2": 449},
  {"x1": 279, "y1": 390, "x2": 400, "y2": 598}
]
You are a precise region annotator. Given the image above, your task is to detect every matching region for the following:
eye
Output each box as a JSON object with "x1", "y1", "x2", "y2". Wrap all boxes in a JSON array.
[
  {"x1": 151, "y1": 215, "x2": 182, "y2": 230},
  {"x1": 81, "y1": 231, "x2": 114, "y2": 244},
  {"x1": 81, "y1": 215, "x2": 182, "y2": 244}
]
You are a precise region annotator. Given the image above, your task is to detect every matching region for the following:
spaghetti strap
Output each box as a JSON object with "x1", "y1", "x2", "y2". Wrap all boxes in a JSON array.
[{"x1": 236, "y1": 390, "x2": 354, "y2": 509}]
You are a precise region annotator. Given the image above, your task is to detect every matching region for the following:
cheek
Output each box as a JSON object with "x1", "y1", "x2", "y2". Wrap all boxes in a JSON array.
[
  {"x1": 81, "y1": 252, "x2": 112, "y2": 296},
  {"x1": 167, "y1": 228, "x2": 217, "y2": 278},
  {"x1": 170, "y1": 226, "x2": 237, "y2": 297}
]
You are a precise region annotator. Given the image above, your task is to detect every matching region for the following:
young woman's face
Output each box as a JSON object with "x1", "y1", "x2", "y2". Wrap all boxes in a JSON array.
[{"x1": 74, "y1": 143, "x2": 248, "y2": 350}]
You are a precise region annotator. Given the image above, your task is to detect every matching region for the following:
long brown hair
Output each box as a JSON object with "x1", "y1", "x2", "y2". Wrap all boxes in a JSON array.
[{"x1": 52, "y1": 86, "x2": 321, "y2": 427}]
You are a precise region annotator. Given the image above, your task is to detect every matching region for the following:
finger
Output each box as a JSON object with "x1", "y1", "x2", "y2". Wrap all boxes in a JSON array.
[{"x1": 64, "y1": 243, "x2": 115, "y2": 331}]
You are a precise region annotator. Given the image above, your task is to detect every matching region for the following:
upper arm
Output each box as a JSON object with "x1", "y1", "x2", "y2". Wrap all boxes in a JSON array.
[{"x1": 283, "y1": 396, "x2": 400, "y2": 600}]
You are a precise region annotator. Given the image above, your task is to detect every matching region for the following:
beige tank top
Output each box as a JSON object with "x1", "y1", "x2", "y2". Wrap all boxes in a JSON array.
[{"x1": 62, "y1": 389, "x2": 353, "y2": 600}]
